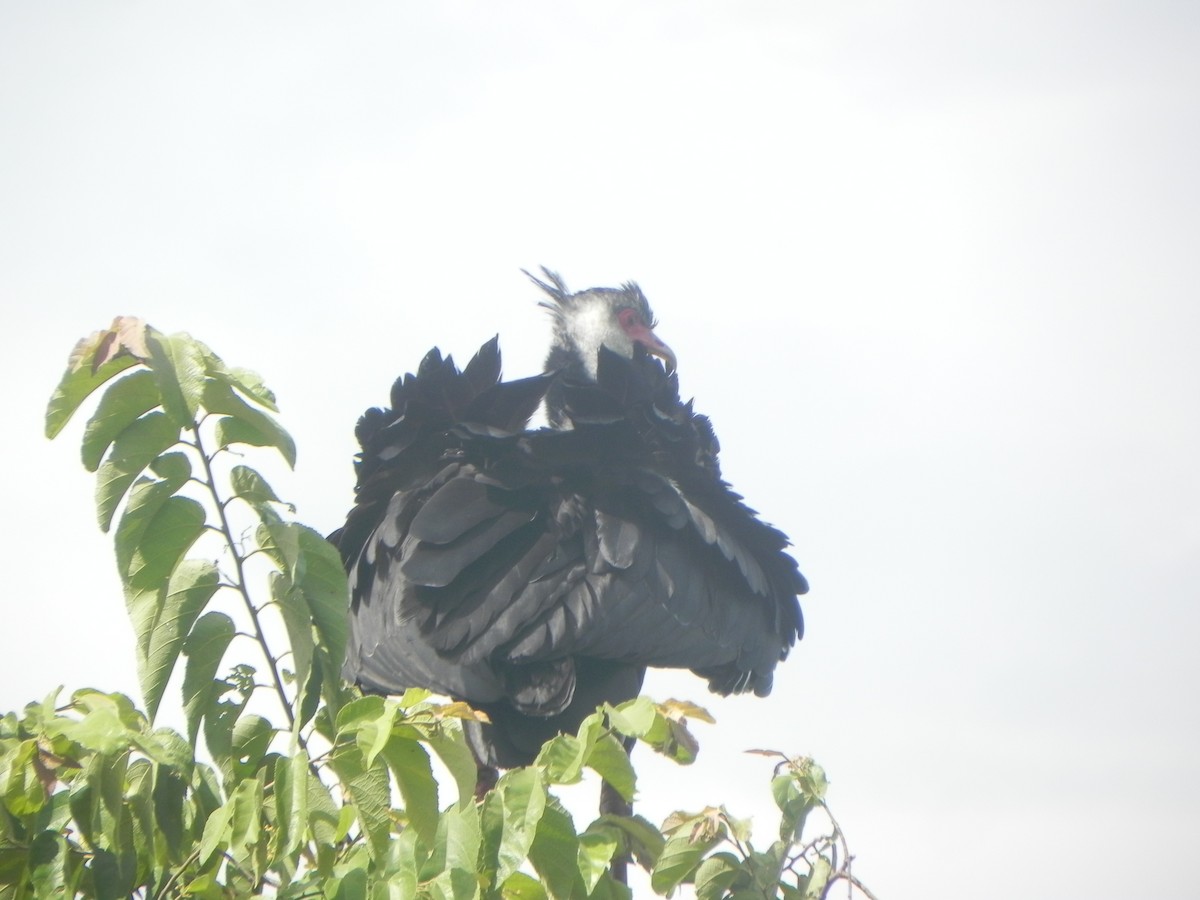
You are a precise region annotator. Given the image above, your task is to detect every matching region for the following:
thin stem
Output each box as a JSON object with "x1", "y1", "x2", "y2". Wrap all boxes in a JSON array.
[{"x1": 191, "y1": 424, "x2": 297, "y2": 736}]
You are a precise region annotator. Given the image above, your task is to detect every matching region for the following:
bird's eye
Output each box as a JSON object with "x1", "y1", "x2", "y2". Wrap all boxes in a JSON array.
[{"x1": 618, "y1": 308, "x2": 639, "y2": 329}]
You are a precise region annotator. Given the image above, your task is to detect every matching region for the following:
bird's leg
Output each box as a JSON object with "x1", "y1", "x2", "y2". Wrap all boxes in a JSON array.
[
  {"x1": 474, "y1": 763, "x2": 499, "y2": 801},
  {"x1": 598, "y1": 735, "x2": 637, "y2": 885}
]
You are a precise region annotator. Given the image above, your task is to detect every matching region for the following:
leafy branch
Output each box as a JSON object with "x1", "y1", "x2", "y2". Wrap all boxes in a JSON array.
[{"x1": 0, "y1": 317, "x2": 878, "y2": 899}]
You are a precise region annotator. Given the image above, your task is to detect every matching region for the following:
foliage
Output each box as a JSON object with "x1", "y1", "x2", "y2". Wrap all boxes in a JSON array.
[{"x1": 0, "y1": 317, "x2": 875, "y2": 898}]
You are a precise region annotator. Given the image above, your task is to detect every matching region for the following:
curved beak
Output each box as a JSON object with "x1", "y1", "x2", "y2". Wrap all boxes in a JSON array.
[{"x1": 630, "y1": 326, "x2": 677, "y2": 374}]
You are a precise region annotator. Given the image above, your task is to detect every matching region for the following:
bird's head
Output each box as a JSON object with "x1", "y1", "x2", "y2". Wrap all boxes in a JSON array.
[{"x1": 526, "y1": 267, "x2": 677, "y2": 380}]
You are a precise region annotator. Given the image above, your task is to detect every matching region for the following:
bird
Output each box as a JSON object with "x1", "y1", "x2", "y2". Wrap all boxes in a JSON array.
[{"x1": 332, "y1": 269, "x2": 807, "y2": 785}]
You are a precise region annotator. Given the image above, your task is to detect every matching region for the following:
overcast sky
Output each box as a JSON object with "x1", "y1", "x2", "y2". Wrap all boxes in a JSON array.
[{"x1": 2, "y1": 3, "x2": 1197, "y2": 898}]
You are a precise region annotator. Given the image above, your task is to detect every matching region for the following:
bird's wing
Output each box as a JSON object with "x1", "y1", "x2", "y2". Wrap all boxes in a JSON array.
[{"x1": 336, "y1": 341, "x2": 806, "y2": 713}]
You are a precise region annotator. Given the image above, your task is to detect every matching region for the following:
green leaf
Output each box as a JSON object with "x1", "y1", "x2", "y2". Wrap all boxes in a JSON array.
[
  {"x1": 585, "y1": 735, "x2": 635, "y2": 803},
  {"x1": 94, "y1": 412, "x2": 182, "y2": 531},
  {"x1": 203, "y1": 379, "x2": 296, "y2": 467},
  {"x1": 227, "y1": 775, "x2": 265, "y2": 872},
  {"x1": 181, "y1": 613, "x2": 235, "y2": 745},
  {"x1": 695, "y1": 852, "x2": 744, "y2": 900},
  {"x1": 803, "y1": 856, "x2": 832, "y2": 900},
  {"x1": 499, "y1": 872, "x2": 548, "y2": 900},
  {"x1": 327, "y1": 742, "x2": 391, "y2": 861},
  {"x1": 260, "y1": 522, "x2": 348, "y2": 670},
  {"x1": 772, "y1": 775, "x2": 813, "y2": 843},
  {"x1": 272, "y1": 751, "x2": 309, "y2": 861},
  {"x1": 333, "y1": 867, "x2": 368, "y2": 900},
  {"x1": 430, "y1": 802, "x2": 482, "y2": 900},
  {"x1": 797, "y1": 760, "x2": 829, "y2": 803},
  {"x1": 230, "y1": 715, "x2": 275, "y2": 778},
  {"x1": 201, "y1": 350, "x2": 278, "y2": 412},
  {"x1": 335, "y1": 695, "x2": 387, "y2": 733},
  {"x1": 145, "y1": 330, "x2": 207, "y2": 426},
  {"x1": 658, "y1": 699, "x2": 715, "y2": 724},
  {"x1": 198, "y1": 794, "x2": 235, "y2": 866},
  {"x1": 425, "y1": 720, "x2": 479, "y2": 809},
  {"x1": 113, "y1": 453, "x2": 191, "y2": 575},
  {"x1": 135, "y1": 559, "x2": 219, "y2": 720},
  {"x1": 273, "y1": 573, "x2": 316, "y2": 731},
  {"x1": 45, "y1": 318, "x2": 148, "y2": 439},
  {"x1": 28, "y1": 830, "x2": 69, "y2": 897},
  {"x1": 382, "y1": 735, "x2": 439, "y2": 844},
  {"x1": 3, "y1": 740, "x2": 46, "y2": 816},
  {"x1": 527, "y1": 802, "x2": 579, "y2": 900},
  {"x1": 230, "y1": 464, "x2": 284, "y2": 508},
  {"x1": 52, "y1": 693, "x2": 140, "y2": 757},
  {"x1": 746, "y1": 842, "x2": 787, "y2": 896},
  {"x1": 535, "y1": 733, "x2": 587, "y2": 786},
  {"x1": 592, "y1": 814, "x2": 665, "y2": 871},
  {"x1": 124, "y1": 759, "x2": 157, "y2": 868},
  {"x1": 605, "y1": 698, "x2": 657, "y2": 738},
  {"x1": 651, "y1": 830, "x2": 722, "y2": 896},
  {"x1": 123, "y1": 488, "x2": 204, "y2": 590},
  {"x1": 494, "y1": 768, "x2": 546, "y2": 883},
  {"x1": 303, "y1": 765, "x2": 341, "y2": 848},
  {"x1": 577, "y1": 831, "x2": 619, "y2": 895},
  {"x1": 81, "y1": 369, "x2": 163, "y2": 471},
  {"x1": 153, "y1": 767, "x2": 188, "y2": 863}
]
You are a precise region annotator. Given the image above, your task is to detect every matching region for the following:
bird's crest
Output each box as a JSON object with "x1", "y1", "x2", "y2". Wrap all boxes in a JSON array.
[{"x1": 523, "y1": 266, "x2": 658, "y2": 328}]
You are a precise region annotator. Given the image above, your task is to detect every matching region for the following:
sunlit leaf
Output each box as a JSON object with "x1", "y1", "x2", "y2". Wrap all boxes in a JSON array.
[
  {"x1": 198, "y1": 794, "x2": 235, "y2": 866},
  {"x1": 327, "y1": 743, "x2": 391, "y2": 861},
  {"x1": 50, "y1": 695, "x2": 137, "y2": 758},
  {"x1": 272, "y1": 751, "x2": 309, "y2": 861},
  {"x1": 204, "y1": 379, "x2": 296, "y2": 467},
  {"x1": 772, "y1": 774, "x2": 814, "y2": 843},
  {"x1": 81, "y1": 370, "x2": 163, "y2": 472},
  {"x1": 230, "y1": 464, "x2": 287, "y2": 517},
  {"x1": 113, "y1": 453, "x2": 191, "y2": 578},
  {"x1": 658, "y1": 698, "x2": 716, "y2": 724},
  {"x1": 3, "y1": 740, "x2": 46, "y2": 816},
  {"x1": 230, "y1": 715, "x2": 275, "y2": 778},
  {"x1": 200, "y1": 349, "x2": 278, "y2": 412},
  {"x1": 94, "y1": 412, "x2": 182, "y2": 531},
  {"x1": 227, "y1": 775, "x2": 264, "y2": 872},
  {"x1": 181, "y1": 613, "x2": 235, "y2": 745},
  {"x1": 650, "y1": 828, "x2": 723, "y2": 896},
  {"x1": 273, "y1": 573, "x2": 316, "y2": 732},
  {"x1": 153, "y1": 766, "x2": 188, "y2": 863},
  {"x1": 28, "y1": 830, "x2": 69, "y2": 897},
  {"x1": 695, "y1": 851, "x2": 744, "y2": 900},
  {"x1": 527, "y1": 801, "x2": 579, "y2": 900},
  {"x1": 499, "y1": 871, "x2": 548, "y2": 900},
  {"x1": 577, "y1": 831, "x2": 619, "y2": 894},
  {"x1": 535, "y1": 733, "x2": 586, "y2": 786},
  {"x1": 118, "y1": 485, "x2": 203, "y2": 597},
  {"x1": 305, "y1": 766, "x2": 340, "y2": 846},
  {"x1": 348, "y1": 699, "x2": 395, "y2": 769},
  {"x1": 45, "y1": 317, "x2": 148, "y2": 439},
  {"x1": 145, "y1": 330, "x2": 207, "y2": 427},
  {"x1": 136, "y1": 559, "x2": 219, "y2": 721},
  {"x1": 431, "y1": 802, "x2": 482, "y2": 900},
  {"x1": 494, "y1": 768, "x2": 545, "y2": 883},
  {"x1": 803, "y1": 856, "x2": 832, "y2": 900},
  {"x1": 605, "y1": 697, "x2": 657, "y2": 738},
  {"x1": 425, "y1": 720, "x2": 479, "y2": 809},
  {"x1": 584, "y1": 734, "x2": 635, "y2": 803},
  {"x1": 591, "y1": 814, "x2": 664, "y2": 871},
  {"x1": 260, "y1": 522, "x2": 348, "y2": 671},
  {"x1": 382, "y1": 736, "x2": 439, "y2": 845}
]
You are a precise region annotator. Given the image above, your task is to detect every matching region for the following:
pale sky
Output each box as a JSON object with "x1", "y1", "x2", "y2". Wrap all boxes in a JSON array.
[{"x1": 2, "y1": 3, "x2": 1197, "y2": 898}]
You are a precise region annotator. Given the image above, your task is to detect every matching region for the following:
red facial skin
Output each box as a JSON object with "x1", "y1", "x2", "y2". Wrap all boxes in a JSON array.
[{"x1": 618, "y1": 307, "x2": 677, "y2": 373}]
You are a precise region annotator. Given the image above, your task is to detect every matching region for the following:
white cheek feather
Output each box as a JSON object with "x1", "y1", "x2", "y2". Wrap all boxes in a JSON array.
[{"x1": 565, "y1": 296, "x2": 633, "y2": 379}]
